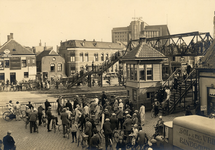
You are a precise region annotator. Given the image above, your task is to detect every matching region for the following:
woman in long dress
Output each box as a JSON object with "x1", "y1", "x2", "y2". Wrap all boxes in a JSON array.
[{"x1": 139, "y1": 103, "x2": 145, "y2": 126}]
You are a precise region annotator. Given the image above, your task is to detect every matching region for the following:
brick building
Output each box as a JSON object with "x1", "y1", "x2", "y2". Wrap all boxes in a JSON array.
[
  {"x1": 36, "y1": 49, "x2": 65, "y2": 82},
  {"x1": 0, "y1": 33, "x2": 36, "y2": 83},
  {"x1": 58, "y1": 39, "x2": 125, "y2": 77}
]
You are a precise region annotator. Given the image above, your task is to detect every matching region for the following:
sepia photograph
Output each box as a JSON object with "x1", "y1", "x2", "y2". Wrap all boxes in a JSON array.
[{"x1": 0, "y1": 0, "x2": 215, "y2": 149}]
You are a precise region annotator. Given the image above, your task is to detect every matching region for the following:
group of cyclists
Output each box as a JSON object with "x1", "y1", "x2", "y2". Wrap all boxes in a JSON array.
[{"x1": 4, "y1": 91, "x2": 164, "y2": 150}]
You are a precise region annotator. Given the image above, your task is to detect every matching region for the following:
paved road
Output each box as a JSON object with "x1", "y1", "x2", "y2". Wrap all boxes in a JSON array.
[{"x1": 0, "y1": 91, "x2": 185, "y2": 150}]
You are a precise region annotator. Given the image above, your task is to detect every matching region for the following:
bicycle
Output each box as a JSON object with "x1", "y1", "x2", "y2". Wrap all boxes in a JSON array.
[
  {"x1": 58, "y1": 123, "x2": 70, "y2": 138},
  {"x1": 3, "y1": 109, "x2": 26, "y2": 121},
  {"x1": 52, "y1": 119, "x2": 57, "y2": 133}
]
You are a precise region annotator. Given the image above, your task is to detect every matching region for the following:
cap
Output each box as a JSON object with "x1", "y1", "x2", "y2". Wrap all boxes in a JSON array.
[
  {"x1": 125, "y1": 111, "x2": 129, "y2": 114},
  {"x1": 119, "y1": 99, "x2": 122, "y2": 102},
  {"x1": 7, "y1": 130, "x2": 12, "y2": 134},
  {"x1": 133, "y1": 113, "x2": 137, "y2": 116},
  {"x1": 126, "y1": 114, "x2": 131, "y2": 118},
  {"x1": 112, "y1": 113, "x2": 116, "y2": 116},
  {"x1": 134, "y1": 110, "x2": 138, "y2": 113},
  {"x1": 105, "y1": 118, "x2": 110, "y2": 121},
  {"x1": 134, "y1": 124, "x2": 138, "y2": 128},
  {"x1": 159, "y1": 116, "x2": 162, "y2": 119}
]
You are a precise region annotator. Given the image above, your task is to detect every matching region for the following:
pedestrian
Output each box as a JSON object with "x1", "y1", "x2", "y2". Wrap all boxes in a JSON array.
[
  {"x1": 131, "y1": 113, "x2": 139, "y2": 126},
  {"x1": 116, "y1": 107, "x2": 124, "y2": 130},
  {"x1": 66, "y1": 100, "x2": 73, "y2": 112},
  {"x1": 101, "y1": 91, "x2": 107, "y2": 107},
  {"x1": 44, "y1": 99, "x2": 51, "y2": 114},
  {"x1": 136, "y1": 127, "x2": 148, "y2": 148},
  {"x1": 118, "y1": 99, "x2": 124, "y2": 111},
  {"x1": 3, "y1": 130, "x2": 16, "y2": 150},
  {"x1": 56, "y1": 96, "x2": 62, "y2": 115},
  {"x1": 103, "y1": 118, "x2": 112, "y2": 150},
  {"x1": 110, "y1": 113, "x2": 118, "y2": 130},
  {"x1": 83, "y1": 103, "x2": 90, "y2": 118},
  {"x1": 26, "y1": 101, "x2": 34, "y2": 110},
  {"x1": 29, "y1": 108, "x2": 38, "y2": 133},
  {"x1": 60, "y1": 108, "x2": 70, "y2": 137},
  {"x1": 116, "y1": 136, "x2": 126, "y2": 150},
  {"x1": 38, "y1": 104, "x2": 45, "y2": 126},
  {"x1": 139, "y1": 103, "x2": 145, "y2": 126},
  {"x1": 90, "y1": 130, "x2": 101, "y2": 150},
  {"x1": 14, "y1": 101, "x2": 21, "y2": 121},
  {"x1": 47, "y1": 107, "x2": 58, "y2": 132},
  {"x1": 113, "y1": 99, "x2": 118, "y2": 113},
  {"x1": 70, "y1": 119, "x2": 78, "y2": 143},
  {"x1": 123, "y1": 114, "x2": 132, "y2": 137},
  {"x1": 85, "y1": 117, "x2": 93, "y2": 147}
]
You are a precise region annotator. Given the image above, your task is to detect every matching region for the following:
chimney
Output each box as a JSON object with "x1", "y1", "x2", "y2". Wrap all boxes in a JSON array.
[
  {"x1": 7, "y1": 35, "x2": 10, "y2": 41},
  {"x1": 44, "y1": 42, "x2": 46, "y2": 51},
  {"x1": 10, "y1": 33, "x2": 13, "y2": 40},
  {"x1": 39, "y1": 39, "x2": 42, "y2": 46}
]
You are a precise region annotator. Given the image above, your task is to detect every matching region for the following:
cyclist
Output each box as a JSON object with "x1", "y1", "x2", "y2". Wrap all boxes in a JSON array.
[{"x1": 7, "y1": 100, "x2": 14, "y2": 113}]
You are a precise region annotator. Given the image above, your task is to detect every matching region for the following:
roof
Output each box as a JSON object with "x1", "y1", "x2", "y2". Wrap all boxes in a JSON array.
[
  {"x1": 36, "y1": 49, "x2": 59, "y2": 61},
  {"x1": 121, "y1": 41, "x2": 166, "y2": 60},
  {"x1": 201, "y1": 39, "x2": 215, "y2": 68},
  {"x1": 0, "y1": 39, "x2": 35, "y2": 55},
  {"x1": 59, "y1": 40, "x2": 125, "y2": 50}
]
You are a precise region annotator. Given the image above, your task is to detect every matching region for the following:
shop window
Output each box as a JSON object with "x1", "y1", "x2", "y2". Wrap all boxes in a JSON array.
[
  {"x1": 139, "y1": 65, "x2": 145, "y2": 80},
  {"x1": 24, "y1": 72, "x2": 29, "y2": 78},
  {"x1": 4, "y1": 60, "x2": 9, "y2": 68},
  {"x1": 146, "y1": 64, "x2": 153, "y2": 80},
  {"x1": 22, "y1": 60, "x2": 27, "y2": 67},
  {"x1": 80, "y1": 53, "x2": 84, "y2": 62},
  {"x1": 70, "y1": 53, "x2": 75, "y2": 62},
  {"x1": 0, "y1": 73, "x2": 5, "y2": 81},
  {"x1": 133, "y1": 89, "x2": 137, "y2": 101},
  {"x1": 50, "y1": 63, "x2": 55, "y2": 72},
  {"x1": 57, "y1": 63, "x2": 62, "y2": 72},
  {"x1": 85, "y1": 53, "x2": 89, "y2": 62},
  {"x1": 94, "y1": 53, "x2": 98, "y2": 61},
  {"x1": 101, "y1": 53, "x2": 104, "y2": 61}
]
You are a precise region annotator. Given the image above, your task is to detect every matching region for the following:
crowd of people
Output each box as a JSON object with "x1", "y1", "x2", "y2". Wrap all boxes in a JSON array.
[{"x1": 4, "y1": 91, "x2": 164, "y2": 150}]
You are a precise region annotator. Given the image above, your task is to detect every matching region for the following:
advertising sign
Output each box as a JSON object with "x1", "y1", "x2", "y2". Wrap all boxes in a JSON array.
[
  {"x1": 10, "y1": 57, "x2": 21, "y2": 70},
  {"x1": 173, "y1": 125, "x2": 215, "y2": 150}
]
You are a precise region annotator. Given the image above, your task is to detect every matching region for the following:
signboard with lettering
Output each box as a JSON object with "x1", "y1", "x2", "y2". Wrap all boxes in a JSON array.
[
  {"x1": 10, "y1": 57, "x2": 21, "y2": 70},
  {"x1": 209, "y1": 89, "x2": 215, "y2": 97},
  {"x1": 173, "y1": 125, "x2": 215, "y2": 150}
]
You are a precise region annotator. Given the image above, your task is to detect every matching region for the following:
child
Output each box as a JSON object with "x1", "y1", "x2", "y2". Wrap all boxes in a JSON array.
[
  {"x1": 71, "y1": 119, "x2": 78, "y2": 143},
  {"x1": 116, "y1": 136, "x2": 126, "y2": 150}
]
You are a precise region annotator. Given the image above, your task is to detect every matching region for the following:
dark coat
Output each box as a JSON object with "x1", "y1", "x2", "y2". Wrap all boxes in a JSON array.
[
  {"x1": 110, "y1": 117, "x2": 118, "y2": 131},
  {"x1": 137, "y1": 130, "x2": 148, "y2": 145},
  {"x1": 44, "y1": 101, "x2": 51, "y2": 111},
  {"x1": 29, "y1": 111, "x2": 37, "y2": 121},
  {"x1": 3, "y1": 135, "x2": 15, "y2": 150},
  {"x1": 85, "y1": 121, "x2": 92, "y2": 137},
  {"x1": 46, "y1": 109, "x2": 53, "y2": 120},
  {"x1": 66, "y1": 102, "x2": 73, "y2": 112},
  {"x1": 61, "y1": 112, "x2": 69, "y2": 125},
  {"x1": 38, "y1": 106, "x2": 44, "y2": 114},
  {"x1": 123, "y1": 118, "x2": 132, "y2": 131},
  {"x1": 103, "y1": 121, "x2": 112, "y2": 135}
]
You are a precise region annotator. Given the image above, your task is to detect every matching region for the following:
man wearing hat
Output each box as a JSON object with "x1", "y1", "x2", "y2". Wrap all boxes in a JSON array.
[
  {"x1": 136, "y1": 127, "x2": 148, "y2": 148},
  {"x1": 61, "y1": 108, "x2": 70, "y2": 137},
  {"x1": 110, "y1": 113, "x2": 118, "y2": 130},
  {"x1": 38, "y1": 104, "x2": 45, "y2": 126},
  {"x1": 29, "y1": 108, "x2": 38, "y2": 133},
  {"x1": 101, "y1": 91, "x2": 107, "y2": 107},
  {"x1": 123, "y1": 114, "x2": 132, "y2": 137},
  {"x1": 103, "y1": 118, "x2": 112, "y2": 150},
  {"x1": 3, "y1": 130, "x2": 16, "y2": 150},
  {"x1": 44, "y1": 99, "x2": 51, "y2": 113},
  {"x1": 47, "y1": 107, "x2": 58, "y2": 132}
]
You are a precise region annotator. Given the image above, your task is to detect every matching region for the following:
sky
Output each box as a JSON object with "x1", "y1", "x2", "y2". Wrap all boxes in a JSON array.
[{"x1": 0, "y1": 0, "x2": 215, "y2": 51}]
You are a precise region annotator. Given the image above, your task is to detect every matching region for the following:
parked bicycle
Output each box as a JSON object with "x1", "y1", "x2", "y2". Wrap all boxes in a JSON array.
[{"x1": 3, "y1": 109, "x2": 26, "y2": 121}]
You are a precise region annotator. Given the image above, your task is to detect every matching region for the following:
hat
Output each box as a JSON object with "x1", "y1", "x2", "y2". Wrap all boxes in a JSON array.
[
  {"x1": 125, "y1": 111, "x2": 129, "y2": 114},
  {"x1": 133, "y1": 113, "x2": 137, "y2": 116},
  {"x1": 34, "y1": 108, "x2": 37, "y2": 111},
  {"x1": 16, "y1": 101, "x2": 19, "y2": 104},
  {"x1": 119, "y1": 99, "x2": 122, "y2": 102},
  {"x1": 9, "y1": 100, "x2": 12, "y2": 103},
  {"x1": 112, "y1": 113, "x2": 116, "y2": 116},
  {"x1": 126, "y1": 114, "x2": 131, "y2": 118},
  {"x1": 7, "y1": 130, "x2": 12, "y2": 134},
  {"x1": 134, "y1": 124, "x2": 138, "y2": 128},
  {"x1": 159, "y1": 116, "x2": 162, "y2": 119},
  {"x1": 105, "y1": 118, "x2": 110, "y2": 121}
]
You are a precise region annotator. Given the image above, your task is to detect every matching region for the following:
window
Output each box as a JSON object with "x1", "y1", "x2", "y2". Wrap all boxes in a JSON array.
[
  {"x1": 22, "y1": 60, "x2": 27, "y2": 67},
  {"x1": 80, "y1": 53, "x2": 84, "y2": 62},
  {"x1": 0, "y1": 73, "x2": 5, "y2": 81},
  {"x1": 85, "y1": 53, "x2": 89, "y2": 62},
  {"x1": 147, "y1": 92, "x2": 154, "y2": 99},
  {"x1": 94, "y1": 53, "x2": 98, "y2": 61},
  {"x1": 57, "y1": 63, "x2": 62, "y2": 72},
  {"x1": 106, "y1": 54, "x2": 109, "y2": 60},
  {"x1": 50, "y1": 63, "x2": 55, "y2": 72},
  {"x1": 32, "y1": 58, "x2": 35, "y2": 64},
  {"x1": 139, "y1": 65, "x2": 145, "y2": 80},
  {"x1": 130, "y1": 64, "x2": 134, "y2": 80},
  {"x1": 115, "y1": 64, "x2": 118, "y2": 72},
  {"x1": 111, "y1": 65, "x2": 113, "y2": 72},
  {"x1": 24, "y1": 72, "x2": 29, "y2": 78},
  {"x1": 4, "y1": 60, "x2": 9, "y2": 68},
  {"x1": 133, "y1": 89, "x2": 137, "y2": 101},
  {"x1": 127, "y1": 90, "x2": 129, "y2": 96},
  {"x1": 101, "y1": 53, "x2": 104, "y2": 61},
  {"x1": 0, "y1": 61, "x2": 4, "y2": 70},
  {"x1": 70, "y1": 53, "x2": 75, "y2": 62},
  {"x1": 134, "y1": 64, "x2": 137, "y2": 80},
  {"x1": 146, "y1": 64, "x2": 153, "y2": 80},
  {"x1": 126, "y1": 64, "x2": 130, "y2": 80}
]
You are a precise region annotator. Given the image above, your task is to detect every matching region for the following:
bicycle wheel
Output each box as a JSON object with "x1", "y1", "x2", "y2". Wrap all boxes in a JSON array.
[
  {"x1": 151, "y1": 109, "x2": 155, "y2": 118},
  {"x1": 3, "y1": 111, "x2": 11, "y2": 119},
  {"x1": 113, "y1": 131, "x2": 119, "y2": 143},
  {"x1": 58, "y1": 124, "x2": 63, "y2": 133}
]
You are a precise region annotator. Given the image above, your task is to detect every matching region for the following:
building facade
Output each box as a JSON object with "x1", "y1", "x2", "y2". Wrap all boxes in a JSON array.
[
  {"x1": 121, "y1": 37, "x2": 167, "y2": 110},
  {"x1": 0, "y1": 33, "x2": 36, "y2": 83},
  {"x1": 36, "y1": 49, "x2": 65, "y2": 82},
  {"x1": 214, "y1": 11, "x2": 215, "y2": 39},
  {"x1": 58, "y1": 39, "x2": 125, "y2": 77},
  {"x1": 112, "y1": 19, "x2": 170, "y2": 44}
]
